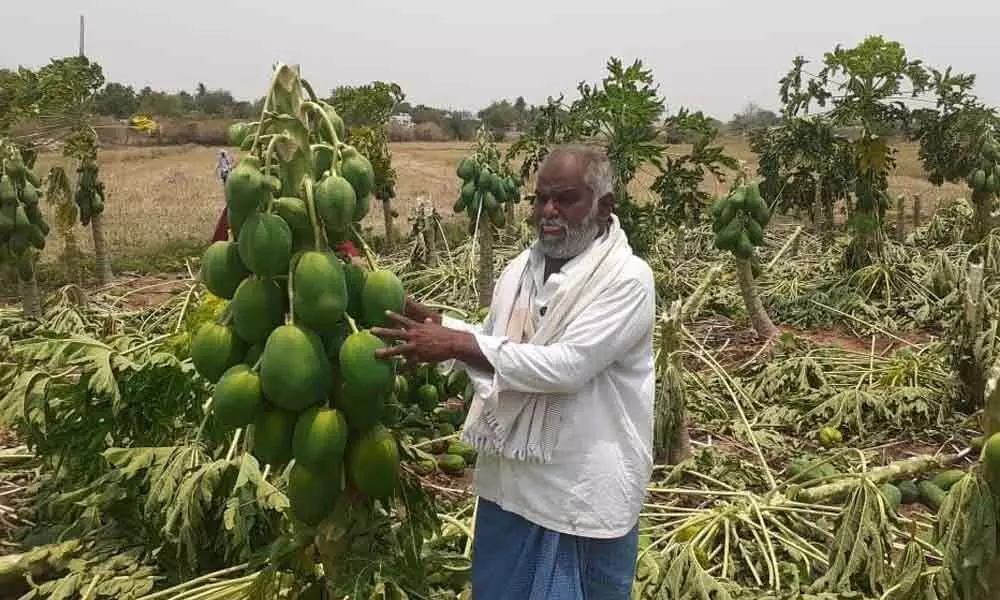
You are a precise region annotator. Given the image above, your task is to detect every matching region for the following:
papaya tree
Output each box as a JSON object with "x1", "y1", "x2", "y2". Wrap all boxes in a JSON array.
[
  {"x1": 779, "y1": 36, "x2": 933, "y2": 269},
  {"x1": 749, "y1": 117, "x2": 856, "y2": 240},
  {"x1": 453, "y1": 126, "x2": 523, "y2": 307},
  {"x1": 711, "y1": 179, "x2": 778, "y2": 339},
  {"x1": 24, "y1": 56, "x2": 112, "y2": 285},
  {"x1": 0, "y1": 140, "x2": 51, "y2": 318},
  {"x1": 911, "y1": 67, "x2": 1000, "y2": 245},
  {"x1": 329, "y1": 81, "x2": 404, "y2": 247}
]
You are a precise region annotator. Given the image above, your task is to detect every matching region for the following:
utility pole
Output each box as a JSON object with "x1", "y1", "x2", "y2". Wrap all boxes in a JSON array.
[{"x1": 79, "y1": 14, "x2": 85, "y2": 57}]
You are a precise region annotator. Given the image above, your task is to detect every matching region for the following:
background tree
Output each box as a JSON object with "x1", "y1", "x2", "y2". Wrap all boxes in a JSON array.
[
  {"x1": 911, "y1": 68, "x2": 999, "y2": 245},
  {"x1": 728, "y1": 102, "x2": 781, "y2": 135},
  {"x1": 779, "y1": 36, "x2": 933, "y2": 269},
  {"x1": 93, "y1": 82, "x2": 139, "y2": 119}
]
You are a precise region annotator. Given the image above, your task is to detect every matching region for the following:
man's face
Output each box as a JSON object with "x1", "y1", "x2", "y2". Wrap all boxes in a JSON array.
[{"x1": 531, "y1": 154, "x2": 607, "y2": 259}]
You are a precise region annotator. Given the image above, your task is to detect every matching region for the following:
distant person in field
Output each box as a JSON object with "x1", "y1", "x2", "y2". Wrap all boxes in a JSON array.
[
  {"x1": 370, "y1": 145, "x2": 656, "y2": 600},
  {"x1": 211, "y1": 150, "x2": 234, "y2": 243}
]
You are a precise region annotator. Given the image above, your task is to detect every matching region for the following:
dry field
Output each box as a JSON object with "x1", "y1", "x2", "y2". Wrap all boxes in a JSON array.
[{"x1": 27, "y1": 138, "x2": 967, "y2": 268}]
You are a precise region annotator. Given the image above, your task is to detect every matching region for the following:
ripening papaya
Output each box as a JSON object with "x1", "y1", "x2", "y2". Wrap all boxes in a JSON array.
[
  {"x1": 334, "y1": 379, "x2": 386, "y2": 432},
  {"x1": 20, "y1": 184, "x2": 39, "y2": 206},
  {"x1": 191, "y1": 322, "x2": 247, "y2": 383},
  {"x1": 729, "y1": 186, "x2": 748, "y2": 210},
  {"x1": 212, "y1": 364, "x2": 264, "y2": 430},
  {"x1": 293, "y1": 406, "x2": 349, "y2": 472},
  {"x1": 343, "y1": 262, "x2": 367, "y2": 321},
  {"x1": 361, "y1": 270, "x2": 406, "y2": 328},
  {"x1": 251, "y1": 406, "x2": 297, "y2": 467},
  {"x1": 230, "y1": 277, "x2": 286, "y2": 345},
  {"x1": 237, "y1": 212, "x2": 293, "y2": 278},
  {"x1": 287, "y1": 462, "x2": 341, "y2": 526},
  {"x1": 457, "y1": 158, "x2": 478, "y2": 181},
  {"x1": 437, "y1": 454, "x2": 466, "y2": 475},
  {"x1": 734, "y1": 231, "x2": 754, "y2": 260},
  {"x1": 716, "y1": 218, "x2": 742, "y2": 251},
  {"x1": 971, "y1": 169, "x2": 988, "y2": 192},
  {"x1": 315, "y1": 174, "x2": 356, "y2": 237},
  {"x1": 293, "y1": 250, "x2": 349, "y2": 333},
  {"x1": 272, "y1": 197, "x2": 315, "y2": 251},
  {"x1": 745, "y1": 218, "x2": 764, "y2": 246},
  {"x1": 339, "y1": 330, "x2": 394, "y2": 398},
  {"x1": 354, "y1": 193, "x2": 373, "y2": 223},
  {"x1": 340, "y1": 146, "x2": 375, "y2": 201},
  {"x1": 347, "y1": 425, "x2": 399, "y2": 498},
  {"x1": 225, "y1": 156, "x2": 269, "y2": 239},
  {"x1": 259, "y1": 324, "x2": 332, "y2": 412},
  {"x1": 200, "y1": 241, "x2": 249, "y2": 300},
  {"x1": 453, "y1": 196, "x2": 467, "y2": 213},
  {"x1": 324, "y1": 105, "x2": 346, "y2": 141}
]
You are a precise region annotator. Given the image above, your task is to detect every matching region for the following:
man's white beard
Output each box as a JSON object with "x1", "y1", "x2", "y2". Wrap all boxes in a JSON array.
[{"x1": 537, "y1": 207, "x2": 602, "y2": 259}]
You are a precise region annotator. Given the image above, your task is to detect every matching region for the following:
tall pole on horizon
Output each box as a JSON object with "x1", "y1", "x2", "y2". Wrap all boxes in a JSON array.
[{"x1": 79, "y1": 14, "x2": 85, "y2": 57}]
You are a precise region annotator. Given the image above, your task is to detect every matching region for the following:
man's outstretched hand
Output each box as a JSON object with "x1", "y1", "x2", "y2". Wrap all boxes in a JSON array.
[
  {"x1": 371, "y1": 311, "x2": 466, "y2": 363},
  {"x1": 371, "y1": 311, "x2": 493, "y2": 373}
]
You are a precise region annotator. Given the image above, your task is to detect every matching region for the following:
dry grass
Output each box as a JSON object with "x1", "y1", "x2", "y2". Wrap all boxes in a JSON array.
[{"x1": 27, "y1": 137, "x2": 968, "y2": 267}]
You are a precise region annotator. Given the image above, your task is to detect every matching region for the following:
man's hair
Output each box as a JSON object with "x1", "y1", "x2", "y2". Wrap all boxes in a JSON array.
[{"x1": 545, "y1": 144, "x2": 614, "y2": 203}]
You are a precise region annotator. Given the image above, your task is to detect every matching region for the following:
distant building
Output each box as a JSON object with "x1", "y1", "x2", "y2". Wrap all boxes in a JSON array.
[{"x1": 390, "y1": 113, "x2": 413, "y2": 128}]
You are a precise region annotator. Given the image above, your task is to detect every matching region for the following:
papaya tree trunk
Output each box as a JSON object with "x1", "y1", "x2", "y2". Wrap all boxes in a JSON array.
[
  {"x1": 970, "y1": 190, "x2": 994, "y2": 244},
  {"x1": 823, "y1": 193, "x2": 836, "y2": 247},
  {"x1": 736, "y1": 257, "x2": 778, "y2": 339},
  {"x1": 91, "y1": 212, "x2": 112, "y2": 286},
  {"x1": 895, "y1": 194, "x2": 906, "y2": 241},
  {"x1": 63, "y1": 229, "x2": 82, "y2": 286},
  {"x1": 424, "y1": 212, "x2": 438, "y2": 268},
  {"x1": 912, "y1": 194, "x2": 922, "y2": 231},
  {"x1": 18, "y1": 269, "x2": 41, "y2": 319},
  {"x1": 476, "y1": 215, "x2": 494, "y2": 308},
  {"x1": 382, "y1": 198, "x2": 395, "y2": 248},
  {"x1": 812, "y1": 177, "x2": 823, "y2": 231}
]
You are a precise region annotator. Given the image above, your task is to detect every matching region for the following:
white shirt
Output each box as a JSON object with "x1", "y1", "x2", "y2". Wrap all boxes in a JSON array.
[{"x1": 442, "y1": 243, "x2": 656, "y2": 539}]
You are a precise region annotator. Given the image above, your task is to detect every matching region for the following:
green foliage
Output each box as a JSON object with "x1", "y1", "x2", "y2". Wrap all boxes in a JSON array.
[
  {"x1": 329, "y1": 81, "x2": 405, "y2": 130},
  {"x1": 346, "y1": 125, "x2": 396, "y2": 201}
]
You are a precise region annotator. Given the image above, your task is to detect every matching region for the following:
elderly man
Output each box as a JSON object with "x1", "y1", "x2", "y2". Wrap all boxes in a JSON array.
[{"x1": 371, "y1": 145, "x2": 656, "y2": 599}]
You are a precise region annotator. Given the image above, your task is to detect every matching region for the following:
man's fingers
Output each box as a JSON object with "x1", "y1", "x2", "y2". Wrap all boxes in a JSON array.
[
  {"x1": 375, "y1": 342, "x2": 416, "y2": 359},
  {"x1": 370, "y1": 326, "x2": 409, "y2": 341},
  {"x1": 384, "y1": 310, "x2": 420, "y2": 328}
]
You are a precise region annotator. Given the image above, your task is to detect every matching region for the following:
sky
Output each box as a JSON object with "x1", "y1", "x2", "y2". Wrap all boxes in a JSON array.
[{"x1": 3, "y1": 0, "x2": 1000, "y2": 120}]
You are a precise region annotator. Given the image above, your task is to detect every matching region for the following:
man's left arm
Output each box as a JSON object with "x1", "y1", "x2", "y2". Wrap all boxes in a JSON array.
[{"x1": 463, "y1": 275, "x2": 655, "y2": 396}]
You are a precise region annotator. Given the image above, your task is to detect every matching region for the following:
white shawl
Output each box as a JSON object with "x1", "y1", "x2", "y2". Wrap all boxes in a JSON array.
[{"x1": 461, "y1": 214, "x2": 635, "y2": 462}]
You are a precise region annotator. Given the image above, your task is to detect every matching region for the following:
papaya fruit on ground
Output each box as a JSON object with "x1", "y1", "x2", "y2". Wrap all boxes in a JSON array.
[
  {"x1": 231, "y1": 277, "x2": 286, "y2": 345},
  {"x1": 225, "y1": 156, "x2": 269, "y2": 239},
  {"x1": 930, "y1": 469, "x2": 966, "y2": 491},
  {"x1": 272, "y1": 197, "x2": 315, "y2": 251},
  {"x1": 879, "y1": 483, "x2": 902, "y2": 513},
  {"x1": 251, "y1": 405, "x2": 297, "y2": 467},
  {"x1": 292, "y1": 250, "x2": 349, "y2": 333},
  {"x1": 416, "y1": 383, "x2": 439, "y2": 412},
  {"x1": 200, "y1": 241, "x2": 249, "y2": 299},
  {"x1": 918, "y1": 480, "x2": 947, "y2": 511},
  {"x1": 818, "y1": 426, "x2": 843, "y2": 448},
  {"x1": 361, "y1": 270, "x2": 406, "y2": 328},
  {"x1": 380, "y1": 397, "x2": 405, "y2": 427},
  {"x1": 212, "y1": 364, "x2": 264, "y2": 430},
  {"x1": 340, "y1": 146, "x2": 375, "y2": 201},
  {"x1": 897, "y1": 479, "x2": 919, "y2": 504},
  {"x1": 237, "y1": 212, "x2": 293, "y2": 278},
  {"x1": 314, "y1": 174, "x2": 356, "y2": 238},
  {"x1": 447, "y1": 440, "x2": 477, "y2": 465},
  {"x1": 190, "y1": 322, "x2": 247, "y2": 383},
  {"x1": 287, "y1": 462, "x2": 341, "y2": 526},
  {"x1": 437, "y1": 454, "x2": 466, "y2": 475},
  {"x1": 293, "y1": 407, "x2": 349, "y2": 472},
  {"x1": 347, "y1": 425, "x2": 399, "y2": 498},
  {"x1": 393, "y1": 375, "x2": 410, "y2": 402},
  {"x1": 259, "y1": 324, "x2": 332, "y2": 412}
]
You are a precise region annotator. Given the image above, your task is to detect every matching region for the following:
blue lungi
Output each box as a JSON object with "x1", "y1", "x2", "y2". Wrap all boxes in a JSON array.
[{"x1": 471, "y1": 498, "x2": 639, "y2": 600}]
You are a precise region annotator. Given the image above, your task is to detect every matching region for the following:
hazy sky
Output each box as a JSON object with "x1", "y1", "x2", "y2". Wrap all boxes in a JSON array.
[{"x1": 4, "y1": 1, "x2": 999, "y2": 119}]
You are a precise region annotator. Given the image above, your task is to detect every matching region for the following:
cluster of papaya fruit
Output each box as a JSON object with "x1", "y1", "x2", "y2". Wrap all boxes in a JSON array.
[
  {"x1": 0, "y1": 145, "x2": 49, "y2": 281},
  {"x1": 453, "y1": 156, "x2": 522, "y2": 229},
  {"x1": 967, "y1": 138, "x2": 1000, "y2": 194},
  {"x1": 711, "y1": 180, "x2": 771, "y2": 261},
  {"x1": 74, "y1": 161, "x2": 106, "y2": 227},
  {"x1": 191, "y1": 64, "x2": 413, "y2": 527}
]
